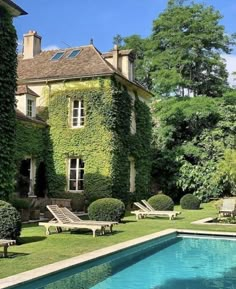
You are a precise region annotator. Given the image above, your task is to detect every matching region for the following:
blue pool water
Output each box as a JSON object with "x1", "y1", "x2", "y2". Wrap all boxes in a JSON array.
[{"x1": 12, "y1": 234, "x2": 236, "y2": 289}]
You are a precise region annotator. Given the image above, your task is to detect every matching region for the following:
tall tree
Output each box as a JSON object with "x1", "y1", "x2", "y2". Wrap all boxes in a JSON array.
[
  {"x1": 0, "y1": 7, "x2": 17, "y2": 200},
  {"x1": 151, "y1": 0, "x2": 235, "y2": 97}
]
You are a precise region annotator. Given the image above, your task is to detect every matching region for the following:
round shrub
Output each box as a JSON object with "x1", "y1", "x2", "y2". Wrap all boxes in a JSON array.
[
  {"x1": 180, "y1": 194, "x2": 201, "y2": 210},
  {"x1": 0, "y1": 200, "x2": 21, "y2": 240},
  {"x1": 148, "y1": 194, "x2": 174, "y2": 211},
  {"x1": 88, "y1": 198, "x2": 125, "y2": 222}
]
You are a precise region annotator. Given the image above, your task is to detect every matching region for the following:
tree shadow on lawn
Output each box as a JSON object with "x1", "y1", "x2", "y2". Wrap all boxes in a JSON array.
[{"x1": 18, "y1": 236, "x2": 47, "y2": 245}]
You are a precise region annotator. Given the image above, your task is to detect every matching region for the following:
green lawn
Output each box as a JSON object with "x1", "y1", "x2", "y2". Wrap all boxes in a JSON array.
[{"x1": 1, "y1": 202, "x2": 236, "y2": 279}]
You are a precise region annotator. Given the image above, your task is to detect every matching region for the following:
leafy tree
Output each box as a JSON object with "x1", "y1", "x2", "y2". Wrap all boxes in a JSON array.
[
  {"x1": 150, "y1": 0, "x2": 235, "y2": 97},
  {"x1": 0, "y1": 7, "x2": 17, "y2": 200},
  {"x1": 152, "y1": 95, "x2": 236, "y2": 201},
  {"x1": 113, "y1": 34, "x2": 153, "y2": 90}
]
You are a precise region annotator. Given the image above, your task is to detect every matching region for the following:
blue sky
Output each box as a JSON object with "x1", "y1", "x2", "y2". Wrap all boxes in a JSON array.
[{"x1": 14, "y1": 0, "x2": 236, "y2": 81}]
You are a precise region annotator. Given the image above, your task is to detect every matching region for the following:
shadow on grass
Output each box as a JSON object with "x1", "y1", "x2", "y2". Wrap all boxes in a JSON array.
[
  {"x1": 0, "y1": 252, "x2": 29, "y2": 259},
  {"x1": 18, "y1": 236, "x2": 47, "y2": 244}
]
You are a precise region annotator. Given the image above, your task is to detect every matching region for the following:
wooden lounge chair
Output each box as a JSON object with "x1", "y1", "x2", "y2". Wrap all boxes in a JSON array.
[
  {"x1": 219, "y1": 198, "x2": 236, "y2": 217},
  {"x1": 59, "y1": 206, "x2": 118, "y2": 233},
  {"x1": 0, "y1": 239, "x2": 16, "y2": 257},
  {"x1": 39, "y1": 205, "x2": 106, "y2": 237},
  {"x1": 131, "y1": 201, "x2": 180, "y2": 220}
]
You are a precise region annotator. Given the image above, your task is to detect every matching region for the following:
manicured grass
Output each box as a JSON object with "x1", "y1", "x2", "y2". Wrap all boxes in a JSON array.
[{"x1": 1, "y1": 201, "x2": 235, "y2": 279}]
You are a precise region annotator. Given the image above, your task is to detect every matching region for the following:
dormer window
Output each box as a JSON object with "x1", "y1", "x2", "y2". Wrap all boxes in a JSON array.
[{"x1": 71, "y1": 99, "x2": 85, "y2": 128}]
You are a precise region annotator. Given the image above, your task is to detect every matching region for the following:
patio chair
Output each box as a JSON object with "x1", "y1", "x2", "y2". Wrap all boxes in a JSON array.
[
  {"x1": 219, "y1": 198, "x2": 236, "y2": 217},
  {"x1": 0, "y1": 239, "x2": 16, "y2": 258},
  {"x1": 39, "y1": 205, "x2": 106, "y2": 237},
  {"x1": 131, "y1": 201, "x2": 180, "y2": 220},
  {"x1": 59, "y1": 206, "x2": 118, "y2": 233}
]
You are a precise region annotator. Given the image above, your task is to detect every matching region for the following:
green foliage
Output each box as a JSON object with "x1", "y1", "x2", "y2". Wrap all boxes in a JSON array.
[
  {"x1": 0, "y1": 7, "x2": 17, "y2": 200},
  {"x1": 150, "y1": 2, "x2": 234, "y2": 96},
  {"x1": 152, "y1": 95, "x2": 236, "y2": 201},
  {"x1": 217, "y1": 150, "x2": 236, "y2": 195},
  {"x1": 0, "y1": 200, "x2": 21, "y2": 240},
  {"x1": 46, "y1": 78, "x2": 151, "y2": 204},
  {"x1": 180, "y1": 193, "x2": 201, "y2": 209},
  {"x1": 88, "y1": 198, "x2": 125, "y2": 222},
  {"x1": 148, "y1": 194, "x2": 174, "y2": 211},
  {"x1": 11, "y1": 198, "x2": 30, "y2": 210}
]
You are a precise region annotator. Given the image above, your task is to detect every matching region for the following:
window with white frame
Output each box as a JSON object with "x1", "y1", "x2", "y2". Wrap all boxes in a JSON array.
[
  {"x1": 68, "y1": 158, "x2": 84, "y2": 191},
  {"x1": 27, "y1": 99, "x2": 34, "y2": 117},
  {"x1": 129, "y1": 157, "x2": 136, "y2": 193},
  {"x1": 71, "y1": 99, "x2": 85, "y2": 128}
]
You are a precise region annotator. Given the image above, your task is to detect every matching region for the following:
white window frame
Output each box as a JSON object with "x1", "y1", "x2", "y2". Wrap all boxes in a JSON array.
[
  {"x1": 71, "y1": 99, "x2": 85, "y2": 128},
  {"x1": 68, "y1": 158, "x2": 84, "y2": 192}
]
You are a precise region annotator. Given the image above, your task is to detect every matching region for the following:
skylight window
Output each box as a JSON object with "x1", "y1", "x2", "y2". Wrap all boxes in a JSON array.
[
  {"x1": 51, "y1": 52, "x2": 64, "y2": 61},
  {"x1": 68, "y1": 49, "x2": 80, "y2": 59}
]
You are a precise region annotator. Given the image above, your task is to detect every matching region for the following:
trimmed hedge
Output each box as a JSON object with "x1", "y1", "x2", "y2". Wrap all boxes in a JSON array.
[
  {"x1": 180, "y1": 194, "x2": 201, "y2": 209},
  {"x1": 0, "y1": 200, "x2": 21, "y2": 240},
  {"x1": 148, "y1": 194, "x2": 174, "y2": 211},
  {"x1": 88, "y1": 198, "x2": 125, "y2": 222}
]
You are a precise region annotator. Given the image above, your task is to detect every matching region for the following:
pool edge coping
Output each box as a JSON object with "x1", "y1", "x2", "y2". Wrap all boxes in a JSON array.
[{"x1": 1, "y1": 229, "x2": 236, "y2": 288}]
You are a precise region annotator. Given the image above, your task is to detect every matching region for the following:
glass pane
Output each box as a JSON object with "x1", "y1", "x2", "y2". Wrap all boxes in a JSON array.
[
  {"x1": 80, "y1": 109, "x2": 84, "y2": 116},
  {"x1": 73, "y1": 109, "x2": 78, "y2": 117},
  {"x1": 79, "y1": 169, "x2": 84, "y2": 180},
  {"x1": 68, "y1": 50, "x2": 80, "y2": 58},
  {"x1": 70, "y1": 169, "x2": 76, "y2": 179},
  {"x1": 69, "y1": 181, "x2": 76, "y2": 191},
  {"x1": 81, "y1": 100, "x2": 84, "y2": 108},
  {"x1": 70, "y1": 159, "x2": 77, "y2": 168},
  {"x1": 73, "y1": 100, "x2": 79, "y2": 108},
  {"x1": 79, "y1": 159, "x2": 84, "y2": 168},
  {"x1": 77, "y1": 180, "x2": 84, "y2": 190},
  {"x1": 51, "y1": 52, "x2": 64, "y2": 61},
  {"x1": 80, "y1": 118, "x2": 84, "y2": 126},
  {"x1": 73, "y1": 118, "x2": 78, "y2": 126}
]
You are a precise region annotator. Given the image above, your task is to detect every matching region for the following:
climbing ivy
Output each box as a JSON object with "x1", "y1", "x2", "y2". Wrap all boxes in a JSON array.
[
  {"x1": 46, "y1": 77, "x2": 151, "y2": 204},
  {"x1": 0, "y1": 7, "x2": 17, "y2": 200}
]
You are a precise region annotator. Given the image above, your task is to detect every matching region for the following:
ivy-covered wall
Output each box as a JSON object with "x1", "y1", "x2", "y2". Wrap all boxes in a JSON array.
[
  {"x1": 46, "y1": 77, "x2": 152, "y2": 204},
  {"x1": 0, "y1": 7, "x2": 17, "y2": 200}
]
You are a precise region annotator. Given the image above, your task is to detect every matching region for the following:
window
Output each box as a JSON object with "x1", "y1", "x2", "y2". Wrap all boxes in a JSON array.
[
  {"x1": 27, "y1": 99, "x2": 34, "y2": 117},
  {"x1": 71, "y1": 99, "x2": 85, "y2": 127},
  {"x1": 129, "y1": 158, "x2": 136, "y2": 193},
  {"x1": 68, "y1": 158, "x2": 84, "y2": 191},
  {"x1": 51, "y1": 52, "x2": 64, "y2": 61},
  {"x1": 68, "y1": 49, "x2": 80, "y2": 58}
]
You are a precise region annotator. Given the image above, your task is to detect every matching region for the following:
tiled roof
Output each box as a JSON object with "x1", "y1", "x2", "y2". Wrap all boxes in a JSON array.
[
  {"x1": 16, "y1": 85, "x2": 40, "y2": 97},
  {"x1": 17, "y1": 45, "x2": 114, "y2": 81},
  {"x1": 16, "y1": 109, "x2": 46, "y2": 126}
]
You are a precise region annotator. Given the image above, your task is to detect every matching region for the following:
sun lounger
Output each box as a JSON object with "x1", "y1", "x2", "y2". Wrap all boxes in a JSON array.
[
  {"x1": 59, "y1": 206, "x2": 118, "y2": 233},
  {"x1": 39, "y1": 205, "x2": 106, "y2": 237},
  {"x1": 131, "y1": 201, "x2": 181, "y2": 220},
  {"x1": 0, "y1": 239, "x2": 16, "y2": 257},
  {"x1": 219, "y1": 198, "x2": 236, "y2": 217}
]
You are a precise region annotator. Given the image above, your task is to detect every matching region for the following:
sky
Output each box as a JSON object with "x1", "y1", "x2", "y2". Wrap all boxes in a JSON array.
[{"x1": 14, "y1": 0, "x2": 236, "y2": 84}]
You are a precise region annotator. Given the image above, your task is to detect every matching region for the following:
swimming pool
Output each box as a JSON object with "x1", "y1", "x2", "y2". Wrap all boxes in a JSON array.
[{"x1": 2, "y1": 230, "x2": 236, "y2": 289}]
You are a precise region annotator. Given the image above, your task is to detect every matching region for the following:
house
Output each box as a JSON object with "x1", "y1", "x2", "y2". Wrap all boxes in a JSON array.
[{"x1": 16, "y1": 31, "x2": 152, "y2": 204}]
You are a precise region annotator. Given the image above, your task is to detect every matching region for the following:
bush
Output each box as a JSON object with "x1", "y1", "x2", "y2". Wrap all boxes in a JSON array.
[
  {"x1": 0, "y1": 200, "x2": 21, "y2": 240},
  {"x1": 148, "y1": 194, "x2": 174, "y2": 211},
  {"x1": 180, "y1": 194, "x2": 201, "y2": 209},
  {"x1": 11, "y1": 198, "x2": 30, "y2": 210},
  {"x1": 88, "y1": 198, "x2": 125, "y2": 222}
]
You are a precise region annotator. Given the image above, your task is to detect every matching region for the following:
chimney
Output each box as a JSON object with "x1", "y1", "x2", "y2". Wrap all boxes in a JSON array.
[
  {"x1": 23, "y1": 30, "x2": 41, "y2": 59},
  {"x1": 113, "y1": 44, "x2": 119, "y2": 70}
]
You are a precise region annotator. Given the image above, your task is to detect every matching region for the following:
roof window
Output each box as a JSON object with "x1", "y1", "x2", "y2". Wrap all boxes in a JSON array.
[
  {"x1": 68, "y1": 49, "x2": 80, "y2": 58},
  {"x1": 51, "y1": 52, "x2": 64, "y2": 61}
]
